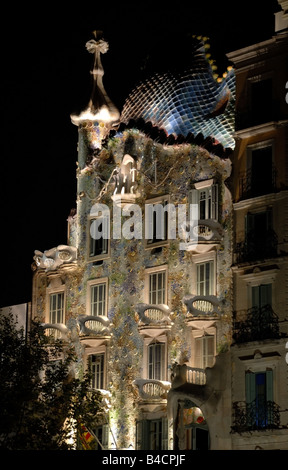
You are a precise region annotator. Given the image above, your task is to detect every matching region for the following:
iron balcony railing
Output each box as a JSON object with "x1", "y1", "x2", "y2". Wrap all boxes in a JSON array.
[
  {"x1": 233, "y1": 304, "x2": 280, "y2": 343},
  {"x1": 235, "y1": 229, "x2": 278, "y2": 264},
  {"x1": 232, "y1": 400, "x2": 280, "y2": 433},
  {"x1": 239, "y1": 164, "x2": 277, "y2": 200}
]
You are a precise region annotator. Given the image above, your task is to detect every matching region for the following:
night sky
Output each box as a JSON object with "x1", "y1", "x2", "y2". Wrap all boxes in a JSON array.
[{"x1": 1, "y1": 1, "x2": 280, "y2": 307}]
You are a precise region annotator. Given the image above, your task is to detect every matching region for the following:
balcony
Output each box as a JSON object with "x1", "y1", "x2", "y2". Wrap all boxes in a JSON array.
[
  {"x1": 135, "y1": 304, "x2": 172, "y2": 326},
  {"x1": 180, "y1": 220, "x2": 223, "y2": 253},
  {"x1": 133, "y1": 379, "x2": 171, "y2": 400},
  {"x1": 41, "y1": 323, "x2": 69, "y2": 341},
  {"x1": 171, "y1": 364, "x2": 207, "y2": 389},
  {"x1": 183, "y1": 295, "x2": 220, "y2": 317},
  {"x1": 233, "y1": 305, "x2": 281, "y2": 343},
  {"x1": 238, "y1": 165, "x2": 277, "y2": 200},
  {"x1": 231, "y1": 400, "x2": 280, "y2": 433},
  {"x1": 77, "y1": 315, "x2": 111, "y2": 337},
  {"x1": 235, "y1": 229, "x2": 278, "y2": 264}
]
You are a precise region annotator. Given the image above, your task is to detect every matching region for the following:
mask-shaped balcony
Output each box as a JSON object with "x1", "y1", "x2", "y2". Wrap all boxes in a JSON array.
[
  {"x1": 133, "y1": 378, "x2": 171, "y2": 401},
  {"x1": 135, "y1": 304, "x2": 172, "y2": 327},
  {"x1": 182, "y1": 295, "x2": 221, "y2": 317},
  {"x1": 179, "y1": 220, "x2": 223, "y2": 254},
  {"x1": 41, "y1": 323, "x2": 69, "y2": 341},
  {"x1": 77, "y1": 315, "x2": 111, "y2": 337}
]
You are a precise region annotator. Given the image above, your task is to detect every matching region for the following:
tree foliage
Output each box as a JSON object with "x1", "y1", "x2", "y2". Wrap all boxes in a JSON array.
[{"x1": 0, "y1": 314, "x2": 103, "y2": 450}]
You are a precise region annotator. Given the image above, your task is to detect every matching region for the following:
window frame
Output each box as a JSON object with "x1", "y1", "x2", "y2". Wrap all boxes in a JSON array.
[
  {"x1": 143, "y1": 334, "x2": 168, "y2": 381},
  {"x1": 87, "y1": 214, "x2": 110, "y2": 262},
  {"x1": 145, "y1": 195, "x2": 171, "y2": 249},
  {"x1": 89, "y1": 352, "x2": 105, "y2": 390},
  {"x1": 192, "y1": 326, "x2": 216, "y2": 370},
  {"x1": 144, "y1": 265, "x2": 168, "y2": 305},
  {"x1": 189, "y1": 179, "x2": 218, "y2": 222},
  {"x1": 87, "y1": 278, "x2": 108, "y2": 317},
  {"x1": 46, "y1": 286, "x2": 66, "y2": 325}
]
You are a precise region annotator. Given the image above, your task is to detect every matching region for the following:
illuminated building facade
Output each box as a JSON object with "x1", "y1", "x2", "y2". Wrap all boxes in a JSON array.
[
  {"x1": 31, "y1": 4, "x2": 288, "y2": 450},
  {"x1": 227, "y1": 3, "x2": 288, "y2": 450}
]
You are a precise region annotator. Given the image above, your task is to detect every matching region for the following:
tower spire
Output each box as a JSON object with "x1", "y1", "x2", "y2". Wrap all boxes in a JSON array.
[{"x1": 71, "y1": 31, "x2": 120, "y2": 130}]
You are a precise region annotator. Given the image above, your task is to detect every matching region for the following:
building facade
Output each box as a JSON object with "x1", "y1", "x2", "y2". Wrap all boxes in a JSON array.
[
  {"x1": 30, "y1": 5, "x2": 288, "y2": 450},
  {"x1": 227, "y1": 4, "x2": 288, "y2": 450}
]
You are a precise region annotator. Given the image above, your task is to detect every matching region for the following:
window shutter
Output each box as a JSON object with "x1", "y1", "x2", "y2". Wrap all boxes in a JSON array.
[
  {"x1": 245, "y1": 371, "x2": 256, "y2": 404},
  {"x1": 252, "y1": 286, "x2": 260, "y2": 309},
  {"x1": 161, "y1": 418, "x2": 168, "y2": 450},
  {"x1": 205, "y1": 336, "x2": 214, "y2": 368},
  {"x1": 260, "y1": 284, "x2": 272, "y2": 308},
  {"x1": 266, "y1": 370, "x2": 273, "y2": 402}
]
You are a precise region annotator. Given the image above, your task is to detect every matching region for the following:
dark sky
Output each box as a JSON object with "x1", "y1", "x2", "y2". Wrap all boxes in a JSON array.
[{"x1": 0, "y1": 1, "x2": 280, "y2": 307}]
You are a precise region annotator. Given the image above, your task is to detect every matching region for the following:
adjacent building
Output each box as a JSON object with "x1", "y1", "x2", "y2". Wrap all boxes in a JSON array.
[
  {"x1": 30, "y1": 3, "x2": 288, "y2": 450},
  {"x1": 227, "y1": 2, "x2": 288, "y2": 450}
]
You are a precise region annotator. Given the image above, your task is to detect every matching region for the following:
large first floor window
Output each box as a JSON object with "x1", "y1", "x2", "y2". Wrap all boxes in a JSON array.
[
  {"x1": 195, "y1": 335, "x2": 214, "y2": 369},
  {"x1": 49, "y1": 292, "x2": 64, "y2": 324},
  {"x1": 148, "y1": 342, "x2": 166, "y2": 381},
  {"x1": 93, "y1": 424, "x2": 109, "y2": 450},
  {"x1": 136, "y1": 418, "x2": 168, "y2": 450},
  {"x1": 90, "y1": 353, "x2": 105, "y2": 390}
]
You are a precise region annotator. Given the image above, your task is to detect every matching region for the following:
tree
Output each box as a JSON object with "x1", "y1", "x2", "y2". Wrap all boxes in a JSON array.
[{"x1": 0, "y1": 313, "x2": 104, "y2": 450}]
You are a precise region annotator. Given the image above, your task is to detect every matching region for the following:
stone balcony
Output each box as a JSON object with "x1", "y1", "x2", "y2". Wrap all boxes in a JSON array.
[
  {"x1": 180, "y1": 220, "x2": 223, "y2": 253},
  {"x1": 171, "y1": 364, "x2": 207, "y2": 389},
  {"x1": 77, "y1": 315, "x2": 111, "y2": 336},
  {"x1": 182, "y1": 294, "x2": 221, "y2": 317},
  {"x1": 135, "y1": 303, "x2": 172, "y2": 327},
  {"x1": 133, "y1": 378, "x2": 171, "y2": 401},
  {"x1": 41, "y1": 323, "x2": 69, "y2": 341}
]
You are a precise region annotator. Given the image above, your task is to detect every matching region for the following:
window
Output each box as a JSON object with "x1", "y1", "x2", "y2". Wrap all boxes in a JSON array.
[
  {"x1": 145, "y1": 196, "x2": 170, "y2": 247},
  {"x1": 149, "y1": 270, "x2": 166, "y2": 305},
  {"x1": 251, "y1": 283, "x2": 272, "y2": 310},
  {"x1": 93, "y1": 425, "x2": 109, "y2": 450},
  {"x1": 136, "y1": 418, "x2": 168, "y2": 450},
  {"x1": 245, "y1": 210, "x2": 277, "y2": 260},
  {"x1": 89, "y1": 216, "x2": 109, "y2": 259},
  {"x1": 196, "y1": 261, "x2": 214, "y2": 296},
  {"x1": 245, "y1": 370, "x2": 274, "y2": 428},
  {"x1": 90, "y1": 281, "x2": 107, "y2": 316},
  {"x1": 189, "y1": 180, "x2": 218, "y2": 221},
  {"x1": 249, "y1": 77, "x2": 273, "y2": 125},
  {"x1": 248, "y1": 143, "x2": 275, "y2": 197},
  {"x1": 195, "y1": 335, "x2": 215, "y2": 369},
  {"x1": 148, "y1": 342, "x2": 165, "y2": 380},
  {"x1": 90, "y1": 354, "x2": 105, "y2": 390},
  {"x1": 49, "y1": 292, "x2": 64, "y2": 324}
]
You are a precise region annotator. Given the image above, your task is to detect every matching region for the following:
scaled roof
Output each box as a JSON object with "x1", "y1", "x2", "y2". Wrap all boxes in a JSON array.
[{"x1": 120, "y1": 38, "x2": 235, "y2": 150}]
